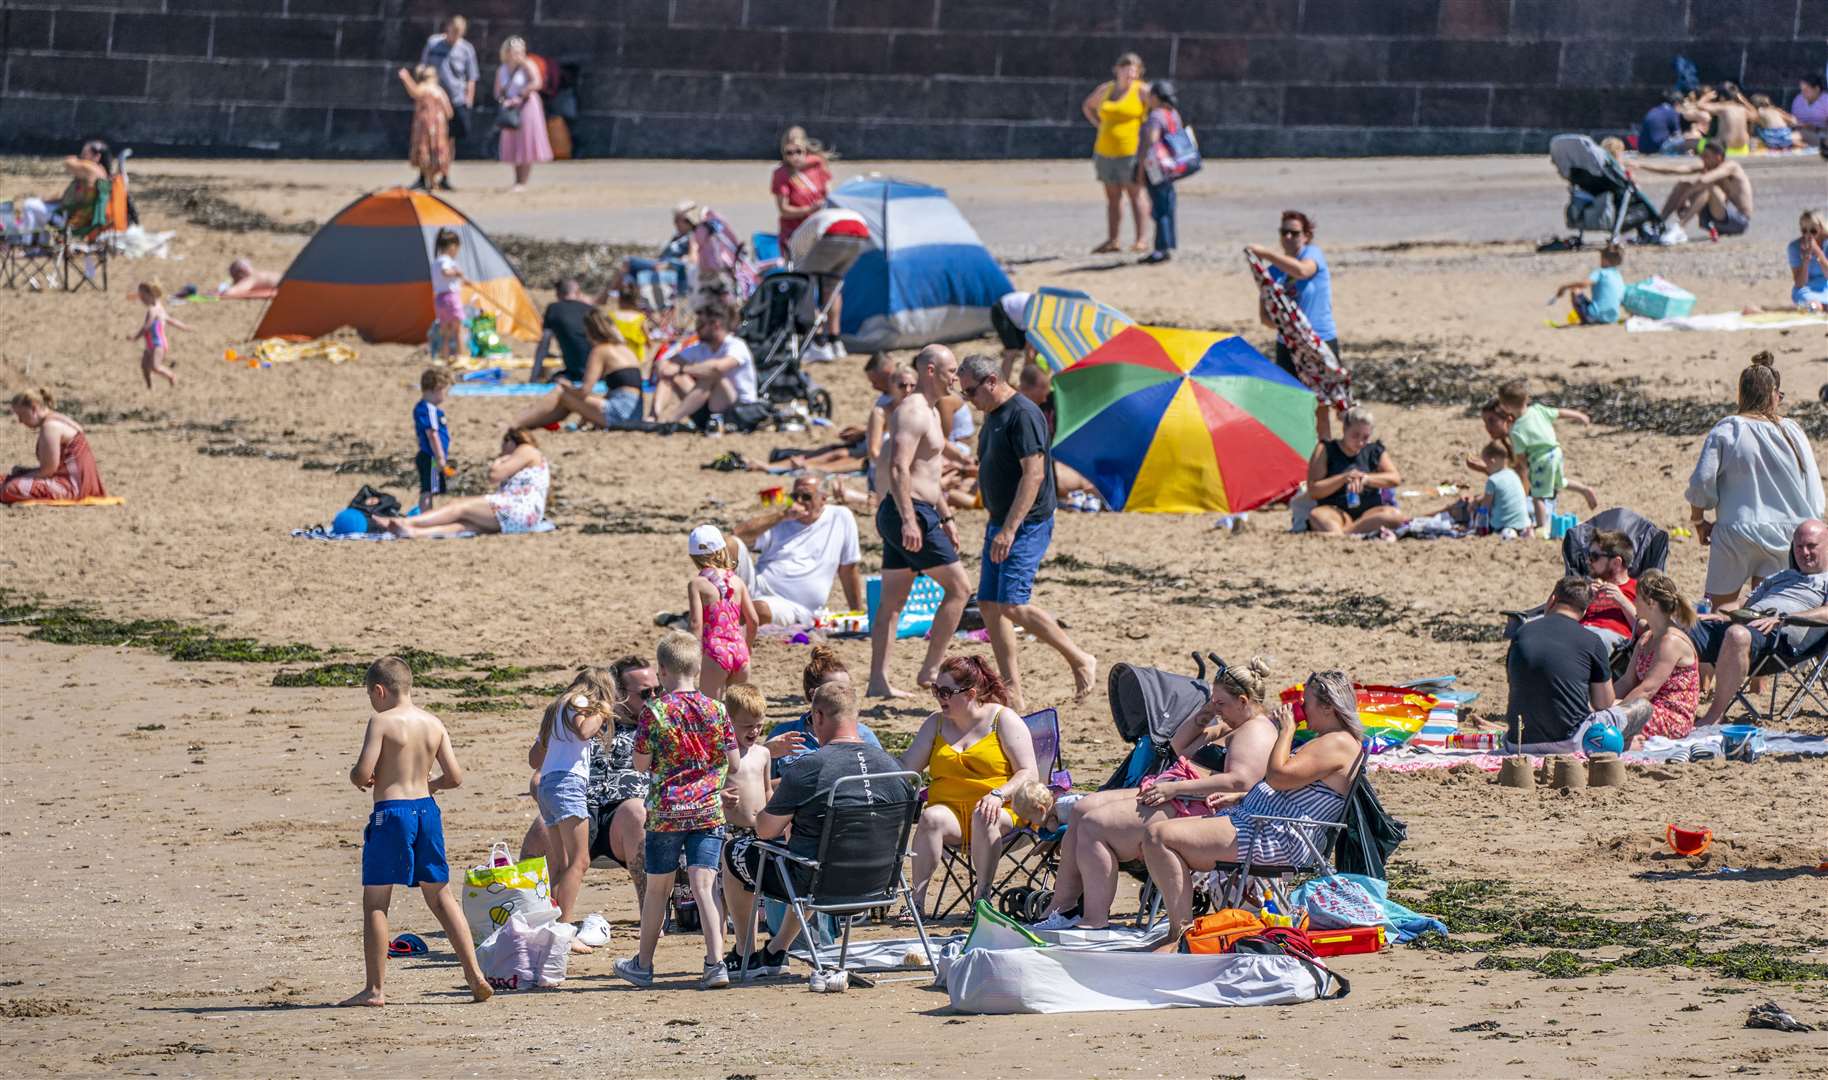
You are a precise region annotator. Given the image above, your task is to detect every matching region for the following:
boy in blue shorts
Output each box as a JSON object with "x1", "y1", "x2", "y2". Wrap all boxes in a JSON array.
[
  {"x1": 414, "y1": 368, "x2": 454, "y2": 512},
  {"x1": 342, "y1": 656, "x2": 491, "y2": 1006}
]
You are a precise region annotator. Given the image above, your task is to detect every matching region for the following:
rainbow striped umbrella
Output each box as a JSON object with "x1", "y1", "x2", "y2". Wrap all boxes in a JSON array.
[{"x1": 1053, "y1": 325, "x2": 1317, "y2": 513}]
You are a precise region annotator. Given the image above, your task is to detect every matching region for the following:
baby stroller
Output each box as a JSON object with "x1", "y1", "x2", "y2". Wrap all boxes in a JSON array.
[
  {"x1": 738, "y1": 271, "x2": 833, "y2": 418},
  {"x1": 1548, "y1": 134, "x2": 1664, "y2": 248}
]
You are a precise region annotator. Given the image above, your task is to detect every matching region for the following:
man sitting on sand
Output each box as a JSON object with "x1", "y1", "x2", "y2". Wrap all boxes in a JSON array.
[
  {"x1": 729, "y1": 475, "x2": 864, "y2": 626},
  {"x1": 1503, "y1": 577, "x2": 1615, "y2": 753},
  {"x1": 219, "y1": 258, "x2": 281, "y2": 299},
  {"x1": 1639, "y1": 143, "x2": 1754, "y2": 241}
]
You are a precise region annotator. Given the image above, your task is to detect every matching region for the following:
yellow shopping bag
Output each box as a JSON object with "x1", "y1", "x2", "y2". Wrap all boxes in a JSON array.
[{"x1": 461, "y1": 841, "x2": 553, "y2": 944}]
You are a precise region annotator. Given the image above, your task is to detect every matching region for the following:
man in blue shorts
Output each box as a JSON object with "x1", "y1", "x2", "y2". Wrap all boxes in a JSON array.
[{"x1": 958, "y1": 354, "x2": 1097, "y2": 710}]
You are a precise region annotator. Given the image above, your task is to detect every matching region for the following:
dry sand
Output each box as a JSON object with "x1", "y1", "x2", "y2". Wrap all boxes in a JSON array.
[{"x1": 4, "y1": 153, "x2": 1828, "y2": 1077}]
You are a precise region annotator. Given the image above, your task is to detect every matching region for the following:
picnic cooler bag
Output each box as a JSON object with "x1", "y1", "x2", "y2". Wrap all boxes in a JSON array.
[
  {"x1": 1621, "y1": 275, "x2": 1695, "y2": 320},
  {"x1": 461, "y1": 842, "x2": 555, "y2": 944},
  {"x1": 1177, "y1": 908, "x2": 1267, "y2": 955},
  {"x1": 1144, "y1": 112, "x2": 1202, "y2": 185}
]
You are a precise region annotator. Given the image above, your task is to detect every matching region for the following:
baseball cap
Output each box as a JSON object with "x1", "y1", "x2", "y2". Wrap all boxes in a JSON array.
[{"x1": 688, "y1": 524, "x2": 726, "y2": 555}]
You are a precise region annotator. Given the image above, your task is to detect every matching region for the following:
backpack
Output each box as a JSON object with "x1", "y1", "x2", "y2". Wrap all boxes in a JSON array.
[
  {"x1": 1334, "y1": 776, "x2": 1406, "y2": 880},
  {"x1": 1176, "y1": 908, "x2": 1266, "y2": 955},
  {"x1": 1231, "y1": 927, "x2": 1351, "y2": 999},
  {"x1": 348, "y1": 485, "x2": 402, "y2": 530}
]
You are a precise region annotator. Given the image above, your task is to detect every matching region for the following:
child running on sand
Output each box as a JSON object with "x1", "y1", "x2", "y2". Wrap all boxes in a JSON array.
[
  {"x1": 530, "y1": 668, "x2": 616, "y2": 955},
  {"x1": 432, "y1": 230, "x2": 468, "y2": 361},
  {"x1": 716, "y1": 684, "x2": 779, "y2": 975},
  {"x1": 343, "y1": 656, "x2": 491, "y2": 1006},
  {"x1": 685, "y1": 525, "x2": 758, "y2": 701},
  {"x1": 1551, "y1": 243, "x2": 1625, "y2": 325},
  {"x1": 414, "y1": 368, "x2": 454, "y2": 512},
  {"x1": 616, "y1": 632, "x2": 741, "y2": 990},
  {"x1": 130, "y1": 282, "x2": 187, "y2": 388},
  {"x1": 1498, "y1": 379, "x2": 1599, "y2": 533}
]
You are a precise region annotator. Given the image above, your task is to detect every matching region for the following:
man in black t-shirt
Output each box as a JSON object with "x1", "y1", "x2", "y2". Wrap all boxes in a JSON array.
[
  {"x1": 723, "y1": 681, "x2": 911, "y2": 976},
  {"x1": 958, "y1": 355, "x2": 1097, "y2": 710},
  {"x1": 532, "y1": 279, "x2": 595, "y2": 383},
  {"x1": 1504, "y1": 576, "x2": 1616, "y2": 750}
]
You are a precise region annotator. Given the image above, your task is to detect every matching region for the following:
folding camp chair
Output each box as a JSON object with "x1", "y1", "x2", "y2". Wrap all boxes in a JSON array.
[
  {"x1": 1724, "y1": 614, "x2": 1828, "y2": 727},
  {"x1": 743, "y1": 771, "x2": 933, "y2": 982},
  {"x1": 923, "y1": 709, "x2": 1071, "y2": 921},
  {"x1": 1207, "y1": 748, "x2": 1369, "y2": 912}
]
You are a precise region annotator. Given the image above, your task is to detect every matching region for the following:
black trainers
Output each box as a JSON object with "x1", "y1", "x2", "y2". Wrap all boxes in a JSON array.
[
  {"x1": 438, "y1": 177, "x2": 456, "y2": 191},
  {"x1": 723, "y1": 945, "x2": 787, "y2": 976}
]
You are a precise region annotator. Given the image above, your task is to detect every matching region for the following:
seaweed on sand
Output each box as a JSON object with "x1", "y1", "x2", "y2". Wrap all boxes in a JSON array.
[{"x1": 0, "y1": 592, "x2": 322, "y2": 663}]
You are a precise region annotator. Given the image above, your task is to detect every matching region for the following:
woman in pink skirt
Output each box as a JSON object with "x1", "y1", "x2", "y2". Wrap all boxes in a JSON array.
[{"x1": 494, "y1": 36, "x2": 552, "y2": 192}]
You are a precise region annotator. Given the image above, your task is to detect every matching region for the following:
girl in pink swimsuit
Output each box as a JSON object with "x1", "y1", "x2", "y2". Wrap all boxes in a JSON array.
[
  {"x1": 685, "y1": 524, "x2": 758, "y2": 701},
  {"x1": 130, "y1": 282, "x2": 186, "y2": 389}
]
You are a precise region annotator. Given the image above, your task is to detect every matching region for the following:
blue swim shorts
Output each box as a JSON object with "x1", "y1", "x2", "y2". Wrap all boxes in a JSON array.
[
  {"x1": 979, "y1": 516, "x2": 1054, "y2": 606},
  {"x1": 361, "y1": 797, "x2": 450, "y2": 887}
]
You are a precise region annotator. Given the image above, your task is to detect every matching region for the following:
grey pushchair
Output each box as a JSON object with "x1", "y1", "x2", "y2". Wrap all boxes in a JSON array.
[{"x1": 1549, "y1": 134, "x2": 1664, "y2": 247}]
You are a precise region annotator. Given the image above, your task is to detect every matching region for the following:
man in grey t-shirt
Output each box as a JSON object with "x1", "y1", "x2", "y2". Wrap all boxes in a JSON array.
[
  {"x1": 419, "y1": 15, "x2": 478, "y2": 170},
  {"x1": 1691, "y1": 518, "x2": 1828, "y2": 726}
]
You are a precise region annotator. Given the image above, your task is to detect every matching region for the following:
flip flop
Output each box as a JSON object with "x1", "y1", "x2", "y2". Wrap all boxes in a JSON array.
[
  {"x1": 1091, "y1": 241, "x2": 1119, "y2": 254},
  {"x1": 388, "y1": 933, "x2": 428, "y2": 958}
]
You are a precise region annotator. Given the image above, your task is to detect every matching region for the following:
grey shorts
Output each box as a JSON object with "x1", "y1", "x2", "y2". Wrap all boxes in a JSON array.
[
  {"x1": 1699, "y1": 200, "x2": 1750, "y2": 236},
  {"x1": 1094, "y1": 153, "x2": 1137, "y2": 185}
]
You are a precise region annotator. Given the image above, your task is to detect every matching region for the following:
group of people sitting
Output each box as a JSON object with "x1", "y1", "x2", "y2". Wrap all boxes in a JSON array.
[{"x1": 1638, "y1": 78, "x2": 1828, "y2": 157}]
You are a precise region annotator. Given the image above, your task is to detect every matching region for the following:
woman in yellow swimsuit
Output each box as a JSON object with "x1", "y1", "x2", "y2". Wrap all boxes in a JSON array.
[
  {"x1": 901, "y1": 654, "x2": 1038, "y2": 916},
  {"x1": 1080, "y1": 51, "x2": 1150, "y2": 254}
]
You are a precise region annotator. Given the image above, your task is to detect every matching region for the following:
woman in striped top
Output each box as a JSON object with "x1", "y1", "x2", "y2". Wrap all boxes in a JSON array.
[{"x1": 1140, "y1": 669, "x2": 1364, "y2": 942}]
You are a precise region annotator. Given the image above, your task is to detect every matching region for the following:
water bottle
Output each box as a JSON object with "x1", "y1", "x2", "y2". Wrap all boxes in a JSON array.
[
  {"x1": 1697, "y1": 597, "x2": 1712, "y2": 616},
  {"x1": 1345, "y1": 486, "x2": 1360, "y2": 510},
  {"x1": 1474, "y1": 505, "x2": 1490, "y2": 536}
]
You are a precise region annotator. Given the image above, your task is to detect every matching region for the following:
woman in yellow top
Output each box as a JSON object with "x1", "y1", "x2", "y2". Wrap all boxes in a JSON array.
[
  {"x1": 901, "y1": 654, "x2": 1038, "y2": 915},
  {"x1": 1081, "y1": 52, "x2": 1151, "y2": 254}
]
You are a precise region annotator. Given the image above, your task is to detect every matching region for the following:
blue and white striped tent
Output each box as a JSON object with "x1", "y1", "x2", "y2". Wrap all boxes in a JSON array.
[{"x1": 828, "y1": 175, "x2": 1013, "y2": 351}]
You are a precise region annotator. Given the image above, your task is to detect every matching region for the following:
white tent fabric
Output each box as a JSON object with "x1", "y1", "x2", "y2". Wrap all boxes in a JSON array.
[{"x1": 945, "y1": 947, "x2": 1336, "y2": 1014}]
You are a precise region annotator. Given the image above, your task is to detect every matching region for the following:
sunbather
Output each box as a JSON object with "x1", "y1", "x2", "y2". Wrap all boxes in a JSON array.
[
  {"x1": 220, "y1": 258, "x2": 282, "y2": 299},
  {"x1": 511, "y1": 308, "x2": 643, "y2": 430},
  {"x1": 1030, "y1": 656, "x2": 1276, "y2": 932},
  {"x1": 379, "y1": 429, "x2": 548, "y2": 538},
  {"x1": 1141, "y1": 670, "x2": 1363, "y2": 943}
]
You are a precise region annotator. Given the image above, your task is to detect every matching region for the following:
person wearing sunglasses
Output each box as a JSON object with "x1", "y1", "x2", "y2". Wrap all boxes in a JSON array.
[
  {"x1": 770, "y1": 126, "x2": 832, "y2": 247},
  {"x1": 1578, "y1": 530, "x2": 1639, "y2": 653},
  {"x1": 1247, "y1": 209, "x2": 1342, "y2": 439},
  {"x1": 517, "y1": 655, "x2": 656, "y2": 921},
  {"x1": 900, "y1": 655, "x2": 1039, "y2": 916},
  {"x1": 1788, "y1": 209, "x2": 1828, "y2": 311},
  {"x1": 727, "y1": 475, "x2": 864, "y2": 629}
]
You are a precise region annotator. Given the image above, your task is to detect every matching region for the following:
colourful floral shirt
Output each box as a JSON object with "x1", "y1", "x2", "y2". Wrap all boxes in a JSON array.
[{"x1": 635, "y1": 690, "x2": 734, "y2": 832}]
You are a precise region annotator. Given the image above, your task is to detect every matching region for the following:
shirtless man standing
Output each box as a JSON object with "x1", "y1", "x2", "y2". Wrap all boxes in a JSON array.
[
  {"x1": 867, "y1": 344, "x2": 971, "y2": 699},
  {"x1": 1640, "y1": 142, "x2": 1754, "y2": 240}
]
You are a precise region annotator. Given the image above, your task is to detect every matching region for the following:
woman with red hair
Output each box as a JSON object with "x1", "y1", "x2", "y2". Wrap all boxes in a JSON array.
[{"x1": 900, "y1": 655, "x2": 1038, "y2": 916}]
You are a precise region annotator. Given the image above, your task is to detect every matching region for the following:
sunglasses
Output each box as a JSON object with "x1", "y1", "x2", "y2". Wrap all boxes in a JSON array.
[
  {"x1": 1279, "y1": 228, "x2": 1303, "y2": 237},
  {"x1": 631, "y1": 686, "x2": 660, "y2": 702},
  {"x1": 1586, "y1": 550, "x2": 1611, "y2": 561},
  {"x1": 791, "y1": 490, "x2": 816, "y2": 504},
  {"x1": 932, "y1": 683, "x2": 965, "y2": 702},
  {"x1": 959, "y1": 380, "x2": 983, "y2": 397}
]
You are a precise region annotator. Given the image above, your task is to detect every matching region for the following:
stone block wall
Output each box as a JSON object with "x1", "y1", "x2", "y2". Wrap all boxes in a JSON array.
[{"x1": 0, "y1": 0, "x2": 1821, "y2": 159}]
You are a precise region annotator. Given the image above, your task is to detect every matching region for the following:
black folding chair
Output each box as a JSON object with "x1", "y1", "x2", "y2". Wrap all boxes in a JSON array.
[
  {"x1": 925, "y1": 709, "x2": 1068, "y2": 921},
  {"x1": 1208, "y1": 749, "x2": 1368, "y2": 911},
  {"x1": 744, "y1": 771, "x2": 934, "y2": 981},
  {"x1": 1726, "y1": 614, "x2": 1828, "y2": 727}
]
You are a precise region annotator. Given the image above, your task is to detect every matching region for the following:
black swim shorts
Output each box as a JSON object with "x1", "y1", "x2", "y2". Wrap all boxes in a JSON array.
[
  {"x1": 414, "y1": 450, "x2": 447, "y2": 495},
  {"x1": 876, "y1": 498, "x2": 959, "y2": 573}
]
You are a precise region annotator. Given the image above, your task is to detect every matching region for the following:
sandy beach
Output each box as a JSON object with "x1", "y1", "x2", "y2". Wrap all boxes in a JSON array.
[{"x1": 4, "y1": 151, "x2": 1828, "y2": 1077}]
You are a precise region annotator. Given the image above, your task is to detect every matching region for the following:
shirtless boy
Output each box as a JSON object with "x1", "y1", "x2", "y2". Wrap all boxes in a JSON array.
[
  {"x1": 342, "y1": 656, "x2": 491, "y2": 1006},
  {"x1": 1640, "y1": 142, "x2": 1755, "y2": 239},
  {"x1": 717, "y1": 684, "x2": 777, "y2": 975},
  {"x1": 868, "y1": 345, "x2": 973, "y2": 698}
]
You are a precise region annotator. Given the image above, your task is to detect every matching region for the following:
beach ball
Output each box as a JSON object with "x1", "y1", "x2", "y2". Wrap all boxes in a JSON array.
[
  {"x1": 331, "y1": 508, "x2": 369, "y2": 535},
  {"x1": 1582, "y1": 721, "x2": 1625, "y2": 755}
]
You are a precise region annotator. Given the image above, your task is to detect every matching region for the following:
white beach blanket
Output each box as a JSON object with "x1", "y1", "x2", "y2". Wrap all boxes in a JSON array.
[
  {"x1": 1626, "y1": 311, "x2": 1828, "y2": 333},
  {"x1": 945, "y1": 947, "x2": 1339, "y2": 1014}
]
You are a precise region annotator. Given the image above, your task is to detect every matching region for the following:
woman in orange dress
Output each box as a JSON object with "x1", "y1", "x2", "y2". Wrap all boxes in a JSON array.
[
  {"x1": 4, "y1": 388, "x2": 107, "y2": 504},
  {"x1": 399, "y1": 66, "x2": 454, "y2": 192}
]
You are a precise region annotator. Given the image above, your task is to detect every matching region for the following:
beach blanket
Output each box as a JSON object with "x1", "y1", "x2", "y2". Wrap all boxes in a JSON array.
[
  {"x1": 1626, "y1": 311, "x2": 1828, "y2": 333},
  {"x1": 1246, "y1": 249, "x2": 1352, "y2": 411},
  {"x1": 8, "y1": 495, "x2": 124, "y2": 507},
  {"x1": 291, "y1": 521, "x2": 556, "y2": 541},
  {"x1": 1368, "y1": 724, "x2": 1828, "y2": 773},
  {"x1": 451, "y1": 380, "x2": 609, "y2": 398},
  {"x1": 945, "y1": 947, "x2": 1340, "y2": 1014},
  {"x1": 230, "y1": 339, "x2": 357, "y2": 366}
]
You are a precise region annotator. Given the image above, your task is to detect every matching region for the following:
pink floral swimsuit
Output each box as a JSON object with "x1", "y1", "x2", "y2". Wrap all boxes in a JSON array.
[{"x1": 698, "y1": 567, "x2": 749, "y2": 674}]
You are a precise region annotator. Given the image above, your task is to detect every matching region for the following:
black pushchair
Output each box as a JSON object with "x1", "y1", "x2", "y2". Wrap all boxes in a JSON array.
[
  {"x1": 738, "y1": 271, "x2": 832, "y2": 419},
  {"x1": 1548, "y1": 134, "x2": 1665, "y2": 247}
]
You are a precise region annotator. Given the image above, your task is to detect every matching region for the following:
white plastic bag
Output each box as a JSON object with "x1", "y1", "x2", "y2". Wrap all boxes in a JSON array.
[
  {"x1": 476, "y1": 906, "x2": 576, "y2": 991},
  {"x1": 461, "y1": 841, "x2": 555, "y2": 944}
]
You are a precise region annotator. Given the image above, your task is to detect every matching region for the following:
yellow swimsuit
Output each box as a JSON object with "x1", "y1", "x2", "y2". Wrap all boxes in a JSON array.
[
  {"x1": 1094, "y1": 81, "x2": 1147, "y2": 159},
  {"x1": 927, "y1": 710, "x2": 1023, "y2": 845}
]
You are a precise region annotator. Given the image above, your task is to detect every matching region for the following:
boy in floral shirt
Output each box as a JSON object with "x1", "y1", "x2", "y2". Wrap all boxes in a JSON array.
[{"x1": 615, "y1": 632, "x2": 740, "y2": 990}]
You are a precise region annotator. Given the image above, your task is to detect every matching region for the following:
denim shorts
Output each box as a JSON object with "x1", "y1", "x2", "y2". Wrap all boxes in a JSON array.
[
  {"x1": 979, "y1": 516, "x2": 1054, "y2": 606},
  {"x1": 644, "y1": 827, "x2": 724, "y2": 874},
  {"x1": 535, "y1": 770, "x2": 589, "y2": 826},
  {"x1": 600, "y1": 388, "x2": 641, "y2": 426}
]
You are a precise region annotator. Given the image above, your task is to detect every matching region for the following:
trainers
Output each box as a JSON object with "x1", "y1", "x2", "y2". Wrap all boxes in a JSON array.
[
  {"x1": 699, "y1": 960, "x2": 730, "y2": 990},
  {"x1": 723, "y1": 946, "x2": 785, "y2": 977},
  {"x1": 612, "y1": 956, "x2": 654, "y2": 987},
  {"x1": 576, "y1": 913, "x2": 611, "y2": 948},
  {"x1": 1029, "y1": 912, "x2": 1079, "y2": 933}
]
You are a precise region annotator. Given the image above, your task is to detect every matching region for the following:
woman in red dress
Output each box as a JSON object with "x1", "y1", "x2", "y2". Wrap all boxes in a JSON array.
[{"x1": 4, "y1": 388, "x2": 107, "y2": 504}]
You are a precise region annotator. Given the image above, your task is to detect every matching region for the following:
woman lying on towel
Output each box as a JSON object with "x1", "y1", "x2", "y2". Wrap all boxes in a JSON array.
[
  {"x1": 1028, "y1": 656, "x2": 1277, "y2": 933},
  {"x1": 511, "y1": 309, "x2": 644, "y2": 430},
  {"x1": 4, "y1": 388, "x2": 108, "y2": 505},
  {"x1": 1141, "y1": 669, "x2": 1363, "y2": 944},
  {"x1": 380, "y1": 428, "x2": 548, "y2": 538}
]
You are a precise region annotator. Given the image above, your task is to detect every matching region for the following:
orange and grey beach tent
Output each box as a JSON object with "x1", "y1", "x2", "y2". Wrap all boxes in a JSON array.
[{"x1": 253, "y1": 188, "x2": 539, "y2": 344}]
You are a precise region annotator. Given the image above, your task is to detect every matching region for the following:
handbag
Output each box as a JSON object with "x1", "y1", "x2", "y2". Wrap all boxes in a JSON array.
[
  {"x1": 1144, "y1": 111, "x2": 1202, "y2": 185},
  {"x1": 496, "y1": 102, "x2": 522, "y2": 130},
  {"x1": 347, "y1": 485, "x2": 401, "y2": 531}
]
